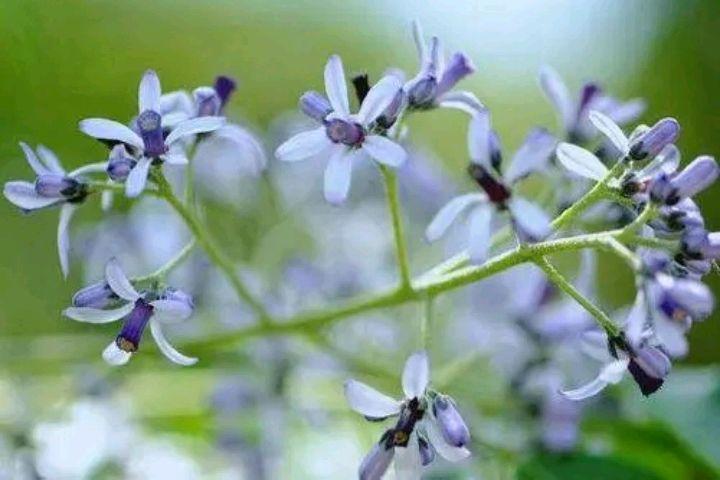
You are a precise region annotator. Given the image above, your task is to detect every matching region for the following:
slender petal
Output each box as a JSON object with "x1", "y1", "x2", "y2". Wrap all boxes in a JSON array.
[
  {"x1": 411, "y1": 20, "x2": 427, "y2": 63},
  {"x1": 425, "y1": 193, "x2": 485, "y2": 242},
  {"x1": 125, "y1": 157, "x2": 152, "y2": 198},
  {"x1": 467, "y1": 204, "x2": 492, "y2": 264},
  {"x1": 36, "y1": 145, "x2": 65, "y2": 174},
  {"x1": 78, "y1": 119, "x2": 144, "y2": 150},
  {"x1": 589, "y1": 110, "x2": 629, "y2": 154},
  {"x1": 424, "y1": 418, "x2": 471, "y2": 462},
  {"x1": 402, "y1": 351, "x2": 429, "y2": 399},
  {"x1": 150, "y1": 320, "x2": 198, "y2": 366},
  {"x1": 105, "y1": 258, "x2": 140, "y2": 301},
  {"x1": 275, "y1": 128, "x2": 330, "y2": 162},
  {"x1": 509, "y1": 197, "x2": 551, "y2": 242},
  {"x1": 165, "y1": 116, "x2": 225, "y2": 145},
  {"x1": 362, "y1": 135, "x2": 407, "y2": 168},
  {"x1": 102, "y1": 341, "x2": 132, "y2": 366},
  {"x1": 394, "y1": 433, "x2": 423, "y2": 480},
  {"x1": 606, "y1": 98, "x2": 646, "y2": 126},
  {"x1": 20, "y1": 142, "x2": 52, "y2": 176},
  {"x1": 538, "y1": 65, "x2": 573, "y2": 132},
  {"x1": 323, "y1": 146, "x2": 353, "y2": 205},
  {"x1": 150, "y1": 299, "x2": 193, "y2": 323},
  {"x1": 556, "y1": 143, "x2": 609, "y2": 181},
  {"x1": 468, "y1": 109, "x2": 491, "y2": 167},
  {"x1": 3, "y1": 181, "x2": 61, "y2": 210},
  {"x1": 63, "y1": 303, "x2": 134, "y2": 324},
  {"x1": 438, "y1": 90, "x2": 484, "y2": 115},
  {"x1": 504, "y1": 127, "x2": 556, "y2": 184},
  {"x1": 624, "y1": 291, "x2": 648, "y2": 348},
  {"x1": 324, "y1": 55, "x2": 350, "y2": 116},
  {"x1": 57, "y1": 204, "x2": 77, "y2": 278},
  {"x1": 138, "y1": 69, "x2": 162, "y2": 113},
  {"x1": 357, "y1": 75, "x2": 403, "y2": 125},
  {"x1": 68, "y1": 162, "x2": 110, "y2": 177},
  {"x1": 344, "y1": 380, "x2": 402, "y2": 418},
  {"x1": 561, "y1": 359, "x2": 628, "y2": 401}
]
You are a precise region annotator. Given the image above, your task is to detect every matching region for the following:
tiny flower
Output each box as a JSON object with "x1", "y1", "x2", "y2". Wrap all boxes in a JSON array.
[
  {"x1": 63, "y1": 258, "x2": 197, "y2": 366},
  {"x1": 426, "y1": 109, "x2": 556, "y2": 263},
  {"x1": 78, "y1": 70, "x2": 225, "y2": 197},
  {"x1": 275, "y1": 55, "x2": 407, "y2": 204},
  {"x1": 649, "y1": 155, "x2": 719, "y2": 205},
  {"x1": 628, "y1": 118, "x2": 681, "y2": 161},
  {"x1": 345, "y1": 351, "x2": 470, "y2": 479},
  {"x1": 3, "y1": 143, "x2": 106, "y2": 277}
]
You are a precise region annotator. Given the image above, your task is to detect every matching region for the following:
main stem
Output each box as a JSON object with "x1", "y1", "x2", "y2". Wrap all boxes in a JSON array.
[{"x1": 380, "y1": 164, "x2": 412, "y2": 290}]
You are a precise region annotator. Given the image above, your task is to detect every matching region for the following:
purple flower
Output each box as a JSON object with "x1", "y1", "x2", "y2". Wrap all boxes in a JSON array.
[
  {"x1": 78, "y1": 70, "x2": 225, "y2": 197},
  {"x1": 275, "y1": 55, "x2": 407, "y2": 204},
  {"x1": 426, "y1": 110, "x2": 556, "y2": 263},
  {"x1": 3, "y1": 143, "x2": 107, "y2": 277},
  {"x1": 63, "y1": 258, "x2": 197, "y2": 366},
  {"x1": 650, "y1": 155, "x2": 719, "y2": 205}
]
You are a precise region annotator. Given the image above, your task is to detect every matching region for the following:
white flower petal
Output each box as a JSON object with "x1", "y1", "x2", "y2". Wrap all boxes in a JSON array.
[
  {"x1": 343, "y1": 380, "x2": 402, "y2": 418},
  {"x1": 599, "y1": 359, "x2": 630, "y2": 384},
  {"x1": 467, "y1": 203, "x2": 493, "y2": 264},
  {"x1": 150, "y1": 299, "x2": 193, "y2": 323},
  {"x1": 165, "y1": 116, "x2": 225, "y2": 145},
  {"x1": 57, "y1": 204, "x2": 77, "y2": 279},
  {"x1": 560, "y1": 376, "x2": 609, "y2": 401},
  {"x1": 102, "y1": 341, "x2": 132, "y2": 366},
  {"x1": 357, "y1": 75, "x2": 402, "y2": 124},
  {"x1": 425, "y1": 193, "x2": 485, "y2": 242},
  {"x1": 150, "y1": 320, "x2": 198, "y2": 366},
  {"x1": 138, "y1": 69, "x2": 162, "y2": 113},
  {"x1": 36, "y1": 145, "x2": 65, "y2": 174},
  {"x1": 125, "y1": 157, "x2": 152, "y2": 198},
  {"x1": 438, "y1": 90, "x2": 485, "y2": 115},
  {"x1": 78, "y1": 118, "x2": 144, "y2": 150},
  {"x1": 3, "y1": 181, "x2": 61, "y2": 210},
  {"x1": 105, "y1": 258, "x2": 140, "y2": 301},
  {"x1": 556, "y1": 142, "x2": 609, "y2": 181},
  {"x1": 402, "y1": 351, "x2": 429, "y2": 399},
  {"x1": 324, "y1": 55, "x2": 350, "y2": 116},
  {"x1": 468, "y1": 109, "x2": 492, "y2": 168},
  {"x1": 589, "y1": 110, "x2": 629, "y2": 154},
  {"x1": 275, "y1": 128, "x2": 330, "y2": 162},
  {"x1": 161, "y1": 153, "x2": 188, "y2": 165},
  {"x1": 425, "y1": 418, "x2": 471, "y2": 462},
  {"x1": 394, "y1": 433, "x2": 423, "y2": 480},
  {"x1": 538, "y1": 65, "x2": 574, "y2": 132},
  {"x1": 323, "y1": 146, "x2": 353, "y2": 205},
  {"x1": 509, "y1": 197, "x2": 551, "y2": 242},
  {"x1": 362, "y1": 135, "x2": 406, "y2": 168},
  {"x1": 63, "y1": 303, "x2": 134, "y2": 324}
]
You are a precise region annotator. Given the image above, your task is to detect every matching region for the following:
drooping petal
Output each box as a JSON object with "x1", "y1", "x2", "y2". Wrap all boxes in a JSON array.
[
  {"x1": 467, "y1": 203, "x2": 493, "y2": 264},
  {"x1": 324, "y1": 55, "x2": 350, "y2": 116},
  {"x1": 63, "y1": 303, "x2": 134, "y2": 324},
  {"x1": 125, "y1": 157, "x2": 152, "y2": 198},
  {"x1": 504, "y1": 127, "x2": 556, "y2": 184},
  {"x1": 78, "y1": 118, "x2": 144, "y2": 150},
  {"x1": 275, "y1": 128, "x2": 330, "y2": 162},
  {"x1": 402, "y1": 351, "x2": 429, "y2": 399},
  {"x1": 19, "y1": 142, "x2": 52, "y2": 175},
  {"x1": 588, "y1": 110, "x2": 629, "y2": 154},
  {"x1": 538, "y1": 65, "x2": 574, "y2": 132},
  {"x1": 394, "y1": 433, "x2": 423, "y2": 480},
  {"x1": 323, "y1": 146, "x2": 353, "y2": 205},
  {"x1": 599, "y1": 358, "x2": 630, "y2": 383},
  {"x1": 149, "y1": 299, "x2": 193, "y2": 323},
  {"x1": 165, "y1": 116, "x2": 225, "y2": 145},
  {"x1": 467, "y1": 109, "x2": 492, "y2": 167},
  {"x1": 138, "y1": 69, "x2": 162, "y2": 113},
  {"x1": 424, "y1": 418, "x2": 471, "y2": 462},
  {"x1": 357, "y1": 75, "x2": 403, "y2": 125},
  {"x1": 437, "y1": 90, "x2": 484, "y2": 115},
  {"x1": 425, "y1": 193, "x2": 486, "y2": 242},
  {"x1": 561, "y1": 358, "x2": 629, "y2": 401},
  {"x1": 149, "y1": 320, "x2": 198, "y2": 366},
  {"x1": 560, "y1": 376, "x2": 609, "y2": 401},
  {"x1": 3, "y1": 181, "x2": 61, "y2": 210},
  {"x1": 105, "y1": 258, "x2": 140, "y2": 301},
  {"x1": 556, "y1": 142, "x2": 609, "y2": 181},
  {"x1": 509, "y1": 197, "x2": 551, "y2": 242},
  {"x1": 102, "y1": 341, "x2": 132, "y2": 366},
  {"x1": 36, "y1": 145, "x2": 65, "y2": 174},
  {"x1": 57, "y1": 204, "x2": 77, "y2": 278},
  {"x1": 343, "y1": 380, "x2": 402, "y2": 418},
  {"x1": 362, "y1": 135, "x2": 407, "y2": 168}
]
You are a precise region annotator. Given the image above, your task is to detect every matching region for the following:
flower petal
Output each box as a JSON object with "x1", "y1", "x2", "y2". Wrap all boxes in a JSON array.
[
  {"x1": 343, "y1": 380, "x2": 402, "y2": 418},
  {"x1": 438, "y1": 90, "x2": 484, "y2": 115},
  {"x1": 161, "y1": 153, "x2": 189, "y2": 165},
  {"x1": 138, "y1": 69, "x2": 162, "y2": 113},
  {"x1": 599, "y1": 359, "x2": 630, "y2": 383},
  {"x1": 150, "y1": 320, "x2": 198, "y2": 366},
  {"x1": 467, "y1": 109, "x2": 492, "y2": 168},
  {"x1": 3, "y1": 181, "x2": 61, "y2": 210},
  {"x1": 425, "y1": 418, "x2": 471, "y2": 462},
  {"x1": 503, "y1": 128, "x2": 556, "y2": 184},
  {"x1": 213, "y1": 124, "x2": 268, "y2": 174},
  {"x1": 149, "y1": 299, "x2": 193, "y2": 323},
  {"x1": 324, "y1": 55, "x2": 350, "y2": 116},
  {"x1": 57, "y1": 204, "x2": 77, "y2": 279},
  {"x1": 36, "y1": 144, "x2": 65, "y2": 174},
  {"x1": 68, "y1": 162, "x2": 110, "y2": 177},
  {"x1": 538, "y1": 65, "x2": 574, "y2": 132},
  {"x1": 560, "y1": 376, "x2": 609, "y2": 401},
  {"x1": 509, "y1": 197, "x2": 551, "y2": 242},
  {"x1": 105, "y1": 258, "x2": 140, "y2": 301},
  {"x1": 467, "y1": 203, "x2": 493, "y2": 264},
  {"x1": 102, "y1": 341, "x2": 132, "y2": 366},
  {"x1": 425, "y1": 193, "x2": 485, "y2": 242},
  {"x1": 63, "y1": 303, "x2": 134, "y2": 324},
  {"x1": 275, "y1": 128, "x2": 330, "y2": 162},
  {"x1": 78, "y1": 118, "x2": 144, "y2": 150},
  {"x1": 165, "y1": 116, "x2": 225, "y2": 145},
  {"x1": 394, "y1": 433, "x2": 423, "y2": 480},
  {"x1": 556, "y1": 142, "x2": 609, "y2": 181},
  {"x1": 362, "y1": 135, "x2": 406, "y2": 168},
  {"x1": 125, "y1": 157, "x2": 152, "y2": 198},
  {"x1": 402, "y1": 350, "x2": 429, "y2": 399},
  {"x1": 589, "y1": 110, "x2": 629, "y2": 154},
  {"x1": 19, "y1": 142, "x2": 52, "y2": 176},
  {"x1": 323, "y1": 146, "x2": 353, "y2": 205},
  {"x1": 357, "y1": 75, "x2": 402, "y2": 125}
]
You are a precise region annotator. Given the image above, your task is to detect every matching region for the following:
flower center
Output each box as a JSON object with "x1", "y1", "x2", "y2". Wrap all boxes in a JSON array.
[
  {"x1": 137, "y1": 110, "x2": 168, "y2": 157},
  {"x1": 325, "y1": 119, "x2": 364, "y2": 146},
  {"x1": 467, "y1": 163, "x2": 512, "y2": 206},
  {"x1": 116, "y1": 298, "x2": 154, "y2": 352}
]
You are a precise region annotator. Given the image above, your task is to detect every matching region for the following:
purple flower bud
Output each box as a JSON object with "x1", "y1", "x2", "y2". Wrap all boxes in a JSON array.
[
  {"x1": 299, "y1": 91, "x2": 332, "y2": 122},
  {"x1": 432, "y1": 395, "x2": 470, "y2": 448},
  {"x1": 72, "y1": 282, "x2": 117, "y2": 309},
  {"x1": 107, "y1": 145, "x2": 137, "y2": 182},
  {"x1": 35, "y1": 174, "x2": 81, "y2": 198},
  {"x1": 115, "y1": 298, "x2": 154, "y2": 353},
  {"x1": 655, "y1": 273, "x2": 714, "y2": 321},
  {"x1": 671, "y1": 155, "x2": 719, "y2": 199},
  {"x1": 629, "y1": 118, "x2": 680, "y2": 161},
  {"x1": 627, "y1": 345, "x2": 671, "y2": 396},
  {"x1": 214, "y1": 75, "x2": 236, "y2": 110},
  {"x1": 681, "y1": 227, "x2": 708, "y2": 259},
  {"x1": 649, "y1": 173, "x2": 675, "y2": 204},
  {"x1": 359, "y1": 439, "x2": 394, "y2": 480},
  {"x1": 325, "y1": 118, "x2": 364, "y2": 146},
  {"x1": 377, "y1": 89, "x2": 406, "y2": 129},
  {"x1": 137, "y1": 110, "x2": 168, "y2": 157},
  {"x1": 467, "y1": 163, "x2": 511, "y2": 205},
  {"x1": 418, "y1": 436, "x2": 435, "y2": 466},
  {"x1": 407, "y1": 76, "x2": 438, "y2": 108},
  {"x1": 436, "y1": 52, "x2": 475, "y2": 97},
  {"x1": 194, "y1": 87, "x2": 222, "y2": 117}
]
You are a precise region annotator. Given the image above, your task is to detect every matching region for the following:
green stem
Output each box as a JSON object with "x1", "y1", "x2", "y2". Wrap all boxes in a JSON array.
[
  {"x1": 134, "y1": 239, "x2": 197, "y2": 283},
  {"x1": 379, "y1": 164, "x2": 412, "y2": 290},
  {"x1": 421, "y1": 295, "x2": 433, "y2": 351}
]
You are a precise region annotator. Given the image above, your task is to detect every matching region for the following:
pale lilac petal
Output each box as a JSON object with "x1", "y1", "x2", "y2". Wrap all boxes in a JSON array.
[
  {"x1": 438, "y1": 91, "x2": 484, "y2": 115},
  {"x1": 425, "y1": 193, "x2": 485, "y2": 242},
  {"x1": 63, "y1": 303, "x2": 134, "y2": 324},
  {"x1": 275, "y1": 128, "x2": 330, "y2": 162},
  {"x1": 560, "y1": 376, "x2": 609, "y2": 401},
  {"x1": 624, "y1": 292, "x2": 648, "y2": 348},
  {"x1": 102, "y1": 341, "x2": 132, "y2": 366},
  {"x1": 150, "y1": 320, "x2": 198, "y2": 366},
  {"x1": 509, "y1": 197, "x2": 551, "y2": 242},
  {"x1": 411, "y1": 20, "x2": 427, "y2": 63},
  {"x1": 589, "y1": 110, "x2": 629, "y2": 154},
  {"x1": 425, "y1": 418, "x2": 471, "y2": 462},
  {"x1": 165, "y1": 116, "x2": 225, "y2": 145},
  {"x1": 538, "y1": 65, "x2": 574, "y2": 132},
  {"x1": 138, "y1": 69, "x2": 162, "y2": 113},
  {"x1": 599, "y1": 359, "x2": 630, "y2": 383},
  {"x1": 68, "y1": 162, "x2": 109, "y2": 177},
  {"x1": 402, "y1": 351, "x2": 429, "y2": 399},
  {"x1": 78, "y1": 119, "x2": 144, "y2": 150},
  {"x1": 467, "y1": 203, "x2": 493, "y2": 264},
  {"x1": 605, "y1": 99, "x2": 646, "y2": 126},
  {"x1": 394, "y1": 433, "x2": 423, "y2": 480},
  {"x1": 19, "y1": 142, "x2": 52, "y2": 175},
  {"x1": 468, "y1": 109, "x2": 492, "y2": 168},
  {"x1": 357, "y1": 75, "x2": 403, "y2": 124},
  {"x1": 36, "y1": 145, "x2": 65, "y2": 174},
  {"x1": 105, "y1": 258, "x2": 140, "y2": 301},
  {"x1": 125, "y1": 157, "x2": 152, "y2": 198},
  {"x1": 149, "y1": 299, "x2": 193, "y2": 323},
  {"x1": 343, "y1": 380, "x2": 402, "y2": 418},
  {"x1": 504, "y1": 128, "x2": 557, "y2": 184},
  {"x1": 160, "y1": 153, "x2": 189, "y2": 165},
  {"x1": 57, "y1": 204, "x2": 77, "y2": 278},
  {"x1": 654, "y1": 317, "x2": 688, "y2": 358},
  {"x1": 323, "y1": 145, "x2": 353, "y2": 205},
  {"x1": 362, "y1": 135, "x2": 407, "y2": 168},
  {"x1": 3, "y1": 181, "x2": 61, "y2": 210},
  {"x1": 556, "y1": 143, "x2": 609, "y2": 181},
  {"x1": 561, "y1": 360, "x2": 628, "y2": 401},
  {"x1": 324, "y1": 55, "x2": 350, "y2": 116}
]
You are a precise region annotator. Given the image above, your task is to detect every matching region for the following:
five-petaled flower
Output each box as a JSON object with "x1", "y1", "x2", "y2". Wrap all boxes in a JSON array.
[{"x1": 63, "y1": 258, "x2": 197, "y2": 366}]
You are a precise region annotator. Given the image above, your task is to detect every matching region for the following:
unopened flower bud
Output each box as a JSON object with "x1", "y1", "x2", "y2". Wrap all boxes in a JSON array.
[
  {"x1": 670, "y1": 155, "x2": 719, "y2": 200},
  {"x1": 214, "y1": 75, "x2": 236, "y2": 110},
  {"x1": 627, "y1": 345, "x2": 671, "y2": 396},
  {"x1": 35, "y1": 174, "x2": 81, "y2": 198},
  {"x1": 432, "y1": 394, "x2": 470, "y2": 448},
  {"x1": 299, "y1": 91, "x2": 332, "y2": 122},
  {"x1": 629, "y1": 118, "x2": 680, "y2": 161},
  {"x1": 194, "y1": 87, "x2": 222, "y2": 117},
  {"x1": 72, "y1": 282, "x2": 117, "y2": 309}
]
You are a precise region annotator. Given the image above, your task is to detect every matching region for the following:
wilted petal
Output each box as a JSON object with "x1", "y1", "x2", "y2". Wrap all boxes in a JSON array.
[
  {"x1": 324, "y1": 55, "x2": 350, "y2": 116},
  {"x1": 467, "y1": 203, "x2": 492, "y2": 264},
  {"x1": 125, "y1": 157, "x2": 152, "y2": 198},
  {"x1": 63, "y1": 303, "x2": 134, "y2": 324},
  {"x1": 424, "y1": 417, "x2": 471, "y2": 462},
  {"x1": 504, "y1": 127, "x2": 556, "y2": 184},
  {"x1": 138, "y1": 69, "x2": 161, "y2": 113},
  {"x1": 509, "y1": 197, "x2": 551, "y2": 242},
  {"x1": 344, "y1": 380, "x2": 401, "y2": 418},
  {"x1": 165, "y1": 116, "x2": 225, "y2": 145},
  {"x1": 363, "y1": 135, "x2": 406, "y2": 168},
  {"x1": 275, "y1": 128, "x2": 330, "y2": 162},
  {"x1": 150, "y1": 320, "x2": 198, "y2": 366},
  {"x1": 57, "y1": 204, "x2": 77, "y2": 278},
  {"x1": 538, "y1": 65, "x2": 574, "y2": 132},
  {"x1": 323, "y1": 146, "x2": 353, "y2": 205},
  {"x1": 556, "y1": 143, "x2": 609, "y2": 181},
  {"x1": 102, "y1": 341, "x2": 132, "y2": 366},
  {"x1": 589, "y1": 110, "x2": 629, "y2": 154},
  {"x1": 105, "y1": 258, "x2": 140, "y2": 301},
  {"x1": 3, "y1": 181, "x2": 61, "y2": 210},
  {"x1": 78, "y1": 118, "x2": 144, "y2": 150},
  {"x1": 402, "y1": 351, "x2": 429, "y2": 399},
  {"x1": 357, "y1": 75, "x2": 403, "y2": 125}
]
